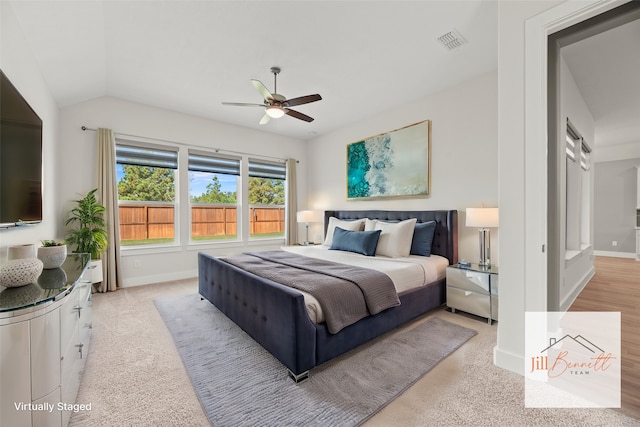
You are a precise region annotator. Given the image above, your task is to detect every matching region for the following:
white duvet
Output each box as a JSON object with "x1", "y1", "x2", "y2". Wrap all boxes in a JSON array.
[{"x1": 281, "y1": 245, "x2": 449, "y2": 324}]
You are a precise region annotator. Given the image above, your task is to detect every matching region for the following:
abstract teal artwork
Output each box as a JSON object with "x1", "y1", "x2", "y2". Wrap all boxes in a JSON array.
[{"x1": 346, "y1": 120, "x2": 431, "y2": 199}]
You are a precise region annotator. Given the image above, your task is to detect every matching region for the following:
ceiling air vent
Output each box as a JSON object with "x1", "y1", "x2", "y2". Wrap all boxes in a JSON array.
[{"x1": 437, "y1": 29, "x2": 467, "y2": 51}]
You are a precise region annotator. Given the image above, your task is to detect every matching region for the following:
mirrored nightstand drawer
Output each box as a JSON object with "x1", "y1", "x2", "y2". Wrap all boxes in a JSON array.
[
  {"x1": 447, "y1": 267, "x2": 490, "y2": 294},
  {"x1": 447, "y1": 287, "x2": 492, "y2": 319}
]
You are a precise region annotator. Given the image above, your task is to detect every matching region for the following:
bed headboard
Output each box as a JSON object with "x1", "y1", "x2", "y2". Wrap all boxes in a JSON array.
[{"x1": 323, "y1": 210, "x2": 458, "y2": 265}]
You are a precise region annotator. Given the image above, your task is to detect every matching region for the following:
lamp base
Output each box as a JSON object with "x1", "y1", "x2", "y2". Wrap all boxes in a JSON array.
[{"x1": 478, "y1": 228, "x2": 491, "y2": 267}]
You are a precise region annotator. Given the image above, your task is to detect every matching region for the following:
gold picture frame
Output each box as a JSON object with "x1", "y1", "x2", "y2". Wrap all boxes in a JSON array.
[{"x1": 346, "y1": 120, "x2": 431, "y2": 200}]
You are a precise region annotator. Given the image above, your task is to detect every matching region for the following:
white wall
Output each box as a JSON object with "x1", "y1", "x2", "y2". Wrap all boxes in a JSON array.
[
  {"x1": 593, "y1": 157, "x2": 640, "y2": 256},
  {"x1": 594, "y1": 141, "x2": 640, "y2": 163},
  {"x1": 496, "y1": 0, "x2": 565, "y2": 375},
  {"x1": 0, "y1": 2, "x2": 61, "y2": 260},
  {"x1": 305, "y1": 71, "x2": 499, "y2": 265},
  {"x1": 58, "y1": 97, "x2": 307, "y2": 286}
]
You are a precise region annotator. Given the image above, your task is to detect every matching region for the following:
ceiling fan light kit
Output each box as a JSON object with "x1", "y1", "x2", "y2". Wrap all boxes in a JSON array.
[
  {"x1": 266, "y1": 105, "x2": 286, "y2": 118},
  {"x1": 222, "y1": 66, "x2": 322, "y2": 124}
]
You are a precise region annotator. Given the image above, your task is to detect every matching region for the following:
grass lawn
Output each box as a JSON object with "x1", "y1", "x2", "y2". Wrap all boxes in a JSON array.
[{"x1": 121, "y1": 232, "x2": 284, "y2": 246}]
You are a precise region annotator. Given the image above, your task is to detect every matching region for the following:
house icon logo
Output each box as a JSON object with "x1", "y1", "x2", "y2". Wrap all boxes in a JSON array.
[
  {"x1": 529, "y1": 334, "x2": 615, "y2": 378},
  {"x1": 541, "y1": 335, "x2": 604, "y2": 354}
]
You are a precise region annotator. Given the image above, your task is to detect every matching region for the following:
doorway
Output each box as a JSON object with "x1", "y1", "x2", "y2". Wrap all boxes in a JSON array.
[{"x1": 547, "y1": 1, "x2": 640, "y2": 311}]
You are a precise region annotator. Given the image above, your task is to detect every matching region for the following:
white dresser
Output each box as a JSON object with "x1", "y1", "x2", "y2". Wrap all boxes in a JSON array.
[{"x1": 0, "y1": 254, "x2": 91, "y2": 427}]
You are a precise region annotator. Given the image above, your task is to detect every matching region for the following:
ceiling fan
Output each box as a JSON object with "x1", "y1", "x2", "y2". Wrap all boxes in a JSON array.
[{"x1": 222, "y1": 67, "x2": 322, "y2": 124}]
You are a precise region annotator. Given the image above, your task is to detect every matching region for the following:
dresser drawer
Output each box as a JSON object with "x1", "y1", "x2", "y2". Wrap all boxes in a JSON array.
[
  {"x1": 447, "y1": 267, "x2": 490, "y2": 295},
  {"x1": 446, "y1": 287, "x2": 491, "y2": 319}
]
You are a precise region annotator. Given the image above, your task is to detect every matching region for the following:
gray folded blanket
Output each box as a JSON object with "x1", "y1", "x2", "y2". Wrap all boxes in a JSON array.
[{"x1": 222, "y1": 250, "x2": 400, "y2": 333}]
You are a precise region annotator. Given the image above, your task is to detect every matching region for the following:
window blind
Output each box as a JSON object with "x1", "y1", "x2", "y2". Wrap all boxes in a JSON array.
[
  {"x1": 116, "y1": 144, "x2": 178, "y2": 169},
  {"x1": 566, "y1": 121, "x2": 580, "y2": 162},
  {"x1": 188, "y1": 151, "x2": 241, "y2": 175},
  {"x1": 248, "y1": 159, "x2": 286, "y2": 180}
]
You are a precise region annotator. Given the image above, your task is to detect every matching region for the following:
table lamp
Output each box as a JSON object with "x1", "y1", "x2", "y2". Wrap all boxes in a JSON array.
[
  {"x1": 466, "y1": 208, "x2": 499, "y2": 267},
  {"x1": 296, "y1": 210, "x2": 321, "y2": 245}
]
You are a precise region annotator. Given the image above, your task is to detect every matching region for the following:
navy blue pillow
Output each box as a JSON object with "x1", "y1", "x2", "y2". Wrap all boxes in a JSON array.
[
  {"x1": 330, "y1": 227, "x2": 382, "y2": 256},
  {"x1": 410, "y1": 221, "x2": 437, "y2": 256}
]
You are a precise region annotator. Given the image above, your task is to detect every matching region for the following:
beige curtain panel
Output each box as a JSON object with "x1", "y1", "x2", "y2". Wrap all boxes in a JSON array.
[
  {"x1": 96, "y1": 128, "x2": 123, "y2": 292},
  {"x1": 285, "y1": 158, "x2": 297, "y2": 246}
]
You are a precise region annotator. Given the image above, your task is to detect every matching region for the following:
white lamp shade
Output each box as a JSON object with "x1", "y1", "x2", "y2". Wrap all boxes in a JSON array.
[
  {"x1": 297, "y1": 210, "x2": 322, "y2": 223},
  {"x1": 466, "y1": 208, "x2": 499, "y2": 228}
]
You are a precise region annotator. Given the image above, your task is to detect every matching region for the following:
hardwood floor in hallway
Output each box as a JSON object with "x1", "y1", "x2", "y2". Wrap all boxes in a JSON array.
[{"x1": 569, "y1": 256, "x2": 640, "y2": 420}]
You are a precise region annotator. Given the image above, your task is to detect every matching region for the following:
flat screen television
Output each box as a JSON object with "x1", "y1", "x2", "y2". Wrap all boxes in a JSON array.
[{"x1": 0, "y1": 69, "x2": 43, "y2": 228}]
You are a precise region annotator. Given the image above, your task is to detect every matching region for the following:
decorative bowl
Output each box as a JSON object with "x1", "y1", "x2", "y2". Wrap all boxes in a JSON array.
[
  {"x1": 0, "y1": 258, "x2": 44, "y2": 288},
  {"x1": 37, "y1": 245, "x2": 67, "y2": 269},
  {"x1": 7, "y1": 244, "x2": 36, "y2": 260}
]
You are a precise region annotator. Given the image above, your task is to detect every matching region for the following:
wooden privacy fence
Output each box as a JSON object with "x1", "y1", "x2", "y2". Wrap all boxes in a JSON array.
[
  {"x1": 118, "y1": 204, "x2": 285, "y2": 241},
  {"x1": 119, "y1": 205, "x2": 175, "y2": 241}
]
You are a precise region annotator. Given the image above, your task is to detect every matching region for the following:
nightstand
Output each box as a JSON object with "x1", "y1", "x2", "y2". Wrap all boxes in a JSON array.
[{"x1": 446, "y1": 263, "x2": 498, "y2": 325}]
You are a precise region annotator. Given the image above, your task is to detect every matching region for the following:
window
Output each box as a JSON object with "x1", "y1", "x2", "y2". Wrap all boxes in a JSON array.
[
  {"x1": 114, "y1": 138, "x2": 289, "y2": 249},
  {"x1": 580, "y1": 140, "x2": 591, "y2": 172},
  {"x1": 580, "y1": 139, "x2": 592, "y2": 247},
  {"x1": 188, "y1": 151, "x2": 240, "y2": 241},
  {"x1": 116, "y1": 142, "x2": 178, "y2": 246},
  {"x1": 564, "y1": 120, "x2": 591, "y2": 253},
  {"x1": 248, "y1": 159, "x2": 286, "y2": 239}
]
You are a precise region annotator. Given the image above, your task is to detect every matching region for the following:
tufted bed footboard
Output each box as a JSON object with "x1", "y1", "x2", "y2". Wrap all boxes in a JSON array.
[
  {"x1": 199, "y1": 251, "x2": 447, "y2": 380},
  {"x1": 199, "y1": 253, "x2": 317, "y2": 378}
]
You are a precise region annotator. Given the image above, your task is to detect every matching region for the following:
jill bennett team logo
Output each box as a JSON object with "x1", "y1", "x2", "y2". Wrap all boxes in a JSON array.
[
  {"x1": 524, "y1": 312, "x2": 620, "y2": 408},
  {"x1": 529, "y1": 334, "x2": 616, "y2": 378}
]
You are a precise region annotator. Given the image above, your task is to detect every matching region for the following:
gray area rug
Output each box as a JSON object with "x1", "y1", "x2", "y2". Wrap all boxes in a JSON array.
[{"x1": 155, "y1": 293, "x2": 477, "y2": 427}]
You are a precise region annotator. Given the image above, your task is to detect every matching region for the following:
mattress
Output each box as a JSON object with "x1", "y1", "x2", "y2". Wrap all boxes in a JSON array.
[{"x1": 282, "y1": 245, "x2": 450, "y2": 323}]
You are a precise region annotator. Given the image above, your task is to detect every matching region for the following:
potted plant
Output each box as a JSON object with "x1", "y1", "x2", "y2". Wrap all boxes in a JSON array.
[
  {"x1": 37, "y1": 240, "x2": 67, "y2": 269},
  {"x1": 65, "y1": 188, "x2": 108, "y2": 283}
]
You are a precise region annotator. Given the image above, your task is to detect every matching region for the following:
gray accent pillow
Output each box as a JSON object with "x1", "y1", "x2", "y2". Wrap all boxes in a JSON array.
[{"x1": 329, "y1": 227, "x2": 382, "y2": 256}]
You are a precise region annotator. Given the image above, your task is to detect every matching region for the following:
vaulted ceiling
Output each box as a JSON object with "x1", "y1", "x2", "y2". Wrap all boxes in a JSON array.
[
  {"x1": 7, "y1": 0, "x2": 499, "y2": 140},
  {"x1": 562, "y1": 17, "x2": 640, "y2": 148},
  {"x1": 6, "y1": 1, "x2": 638, "y2": 147}
]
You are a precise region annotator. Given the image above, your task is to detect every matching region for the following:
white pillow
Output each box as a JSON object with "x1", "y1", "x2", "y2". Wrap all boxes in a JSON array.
[
  {"x1": 371, "y1": 218, "x2": 417, "y2": 258},
  {"x1": 323, "y1": 217, "x2": 366, "y2": 246},
  {"x1": 364, "y1": 218, "x2": 377, "y2": 231}
]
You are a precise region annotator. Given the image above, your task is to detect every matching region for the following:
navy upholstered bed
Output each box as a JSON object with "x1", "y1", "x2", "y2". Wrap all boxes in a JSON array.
[{"x1": 198, "y1": 209, "x2": 458, "y2": 381}]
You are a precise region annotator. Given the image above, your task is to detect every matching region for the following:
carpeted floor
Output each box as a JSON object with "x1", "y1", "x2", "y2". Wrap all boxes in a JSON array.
[
  {"x1": 155, "y1": 293, "x2": 477, "y2": 426},
  {"x1": 70, "y1": 279, "x2": 639, "y2": 427}
]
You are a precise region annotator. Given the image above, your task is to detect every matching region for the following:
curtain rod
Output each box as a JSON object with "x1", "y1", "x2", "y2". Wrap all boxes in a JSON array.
[{"x1": 80, "y1": 126, "x2": 297, "y2": 163}]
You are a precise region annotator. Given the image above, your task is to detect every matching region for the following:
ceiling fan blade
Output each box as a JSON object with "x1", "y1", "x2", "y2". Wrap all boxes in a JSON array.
[
  {"x1": 285, "y1": 109, "x2": 314, "y2": 122},
  {"x1": 222, "y1": 102, "x2": 266, "y2": 107},
  {"x1": 259, "y1": 113, "x2": 271, "y2": 125},
  {"x1": 283, "y1": 94, "x2": 322, "y2": 107},
  {"x1": 251, "y1": 79, "x2": 274, "y2": 101}
]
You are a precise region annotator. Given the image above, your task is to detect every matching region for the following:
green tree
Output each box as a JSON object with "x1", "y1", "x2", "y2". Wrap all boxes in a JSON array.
[
  {"x1": 249, "y1": 177, "x2": 284, "y2": 205},
  {"x1": 191, "y1": 175, "x2": 237, "y2": 203},
  {"x1": 118, "y1": 165, "x2": 175, "y2": 201}
]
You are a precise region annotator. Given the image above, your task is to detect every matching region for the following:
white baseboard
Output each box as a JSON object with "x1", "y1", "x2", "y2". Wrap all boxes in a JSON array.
[
  {"x1": 493, "y1": 345, "x2": 524, "y2": 376},
  {"x1": 121, "y1": 269, "x2": 198, "y2": 288},
  {"x1": 560, "y1": 266, "x2": 595, "y2": 312},
  {"x1": 593, "y1": 250, "x2": 636, "y2": 259}
]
